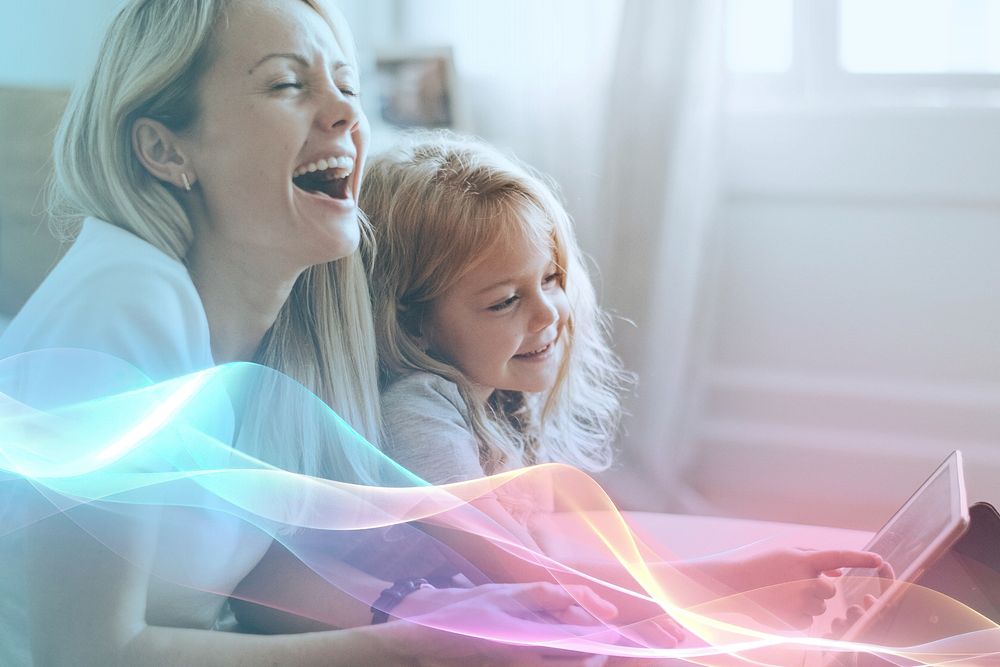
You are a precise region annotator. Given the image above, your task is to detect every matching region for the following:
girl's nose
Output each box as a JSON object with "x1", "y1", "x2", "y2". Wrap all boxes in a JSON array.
[{"x1": 530, "y1": 293, "x2": 560, "y2": 333}]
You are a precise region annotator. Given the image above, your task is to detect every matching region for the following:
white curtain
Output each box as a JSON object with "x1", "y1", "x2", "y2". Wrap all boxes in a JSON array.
[{"x1": 591, "y1": 0, "x2": 726, "y2": 512}]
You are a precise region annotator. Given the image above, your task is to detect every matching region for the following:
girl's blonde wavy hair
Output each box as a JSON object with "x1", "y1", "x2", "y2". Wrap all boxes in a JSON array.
[
  {"x1": 48, "y1": 0, "x2": 382, "y2": 481},
  {"x1": 362, "y1": 131, "x2": 631, "y2": 474}
]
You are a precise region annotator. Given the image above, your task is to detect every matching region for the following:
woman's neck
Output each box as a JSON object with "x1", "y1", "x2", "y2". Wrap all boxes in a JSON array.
[{"x1": 186, "y1": 230, "x2": 302, "y2": 364}]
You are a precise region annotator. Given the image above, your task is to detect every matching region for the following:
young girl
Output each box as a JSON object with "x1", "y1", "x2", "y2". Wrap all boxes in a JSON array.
[
  {"x1": 361, "y1": 130, "x2": 886, "y2": 634},
  {"x1": 364, "y1": 131, "x2": 627, "y2": 490}
]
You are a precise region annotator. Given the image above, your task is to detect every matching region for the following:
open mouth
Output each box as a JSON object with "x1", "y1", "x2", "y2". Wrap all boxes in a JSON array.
[
  {"x1": 292, "y1": 155, "x2": 354, "y2": 200},
  {"x1": 514, "y1": 341, "x2": 555, "y2": 359}
]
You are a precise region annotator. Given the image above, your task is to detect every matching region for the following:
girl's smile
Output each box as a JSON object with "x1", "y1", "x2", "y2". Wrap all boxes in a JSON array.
[{"x1": 513, "y1": 337, "x2": 559, "y2": 362}]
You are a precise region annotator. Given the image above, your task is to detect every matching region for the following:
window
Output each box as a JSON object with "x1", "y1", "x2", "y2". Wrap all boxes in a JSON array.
[
  {"x1": 724, "y1": 0, "x2": 793, "y2": 73},
  {"x1": 841, "y1": 0, "x2": 1000, "y2": 73},
  {"x1": 724, "y1": 0, "x2": 1000, "y2": 104}
]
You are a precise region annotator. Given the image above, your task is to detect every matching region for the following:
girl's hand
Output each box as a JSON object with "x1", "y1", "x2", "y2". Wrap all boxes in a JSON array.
[
  {"x1": 389, "y1": 582, "x2": 620, "y2": 666},
  {"x1": 827, "y1": 561, "x2": 896, "y2": 638},
  {"x1": 710, "y1": 548, "x2": 884, "y2": 630},
  {"x1": 828, "y1": 593, "x2": 877, "y2": 639}
]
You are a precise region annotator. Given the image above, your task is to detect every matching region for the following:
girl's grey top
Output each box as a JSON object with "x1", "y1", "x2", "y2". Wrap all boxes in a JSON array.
[{"x1": 381, "y1": 371, "x2": 485, "y2": 484}]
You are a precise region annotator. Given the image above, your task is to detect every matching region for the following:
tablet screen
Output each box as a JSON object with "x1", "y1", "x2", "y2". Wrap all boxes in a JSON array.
[
  {"x1": 860, "y1": 502, "x2": 1000, "y2": 652},
  {"x1": 837, "y1": 457, "x2": 958, "y2": 609},
  {"x1": 809, "y1": 451, "x2": 969, "y2": 666}
]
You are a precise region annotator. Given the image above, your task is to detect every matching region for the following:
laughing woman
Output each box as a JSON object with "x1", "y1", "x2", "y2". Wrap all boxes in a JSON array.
[{"x1": 0, "y1": 1, "x2": 613, "y2": 665}]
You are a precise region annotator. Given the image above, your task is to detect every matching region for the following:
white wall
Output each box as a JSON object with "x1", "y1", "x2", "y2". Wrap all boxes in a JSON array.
[
  {"x1": 393, "y1": 0, "x2": 624, "y2": 255},
  {"x1": 0, "y1": 1, "x2": 121, "y2": 88},
  {"x1": 687, "y1": 107, "x2": 1000, "y2": 529},
  {"x1": 0, "y1": 1, "x2": 394, "y2": 89}
]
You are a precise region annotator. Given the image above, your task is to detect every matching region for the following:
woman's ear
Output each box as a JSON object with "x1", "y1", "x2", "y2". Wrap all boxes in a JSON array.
[{"x1": 132, "y1": 117, "x2": 196, "y2": 191}]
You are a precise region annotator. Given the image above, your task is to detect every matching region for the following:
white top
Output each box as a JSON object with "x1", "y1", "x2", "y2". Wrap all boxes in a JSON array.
[
  {"x1": 0, "y1": 218, "x2": 226, "y2": 666},
  {"x1": 0, "y1": 218, "x2": 213, "y2": 380}
]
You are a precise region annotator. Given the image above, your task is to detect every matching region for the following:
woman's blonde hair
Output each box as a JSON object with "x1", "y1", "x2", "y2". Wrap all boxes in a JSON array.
[
  {"x1": 362, "y1": 131, "x2": 631, "y2": 474},
  {"x1": 48, "y1": 0, "x2": 381, "y2": 480}
]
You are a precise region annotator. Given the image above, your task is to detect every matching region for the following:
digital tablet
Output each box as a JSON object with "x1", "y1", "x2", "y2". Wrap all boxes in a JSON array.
[
  {"x1": 808, "y1": 450, "x2": 970, "y2": 667},
  {"x1": 853, "y1": 502, "x2": 1000, "y2": 666}
]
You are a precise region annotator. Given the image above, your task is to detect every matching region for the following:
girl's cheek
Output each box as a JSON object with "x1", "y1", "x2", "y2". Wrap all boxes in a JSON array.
[{"x1": 556, "y1": 292, "x2": 571, "y2": 323}]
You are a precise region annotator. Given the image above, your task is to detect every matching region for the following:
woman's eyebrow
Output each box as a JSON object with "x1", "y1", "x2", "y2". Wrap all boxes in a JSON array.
[{"x1": 248, "y1": 53, "x2": 351, "y2": 74}]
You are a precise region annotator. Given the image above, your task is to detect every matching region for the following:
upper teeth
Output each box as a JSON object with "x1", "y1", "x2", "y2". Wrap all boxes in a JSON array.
[{"x1": 293, "y1": 155, "x2": 354, "y2": 179}]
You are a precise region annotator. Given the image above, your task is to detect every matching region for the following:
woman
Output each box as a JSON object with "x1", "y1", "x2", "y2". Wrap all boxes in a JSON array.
[{"x1": 0, "y1": 0, "x2": 615, "y2": 664}]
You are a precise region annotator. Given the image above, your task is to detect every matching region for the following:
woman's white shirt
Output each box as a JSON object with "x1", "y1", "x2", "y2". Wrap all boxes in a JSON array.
[
  {"x1": 0, "y1": 218, "x2": 213, "y2": 380},
  {"x1": 0, "y1": 219, "x2": 268, "y2": 665}
]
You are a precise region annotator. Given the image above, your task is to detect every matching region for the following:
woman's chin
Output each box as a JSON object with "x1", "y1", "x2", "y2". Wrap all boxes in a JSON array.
[{"x1": 312, "y1": 219, "x2": 362, "y2": 264}]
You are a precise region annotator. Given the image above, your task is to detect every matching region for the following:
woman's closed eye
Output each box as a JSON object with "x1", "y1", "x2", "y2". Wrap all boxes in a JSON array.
[
  {"x1": 268, "y1": 78, "x2": 357, "y2": 98},
  {"x1": 270, "y1": 78, "x2": 304, "y2": 92},
  {"x1": 543, "y1": 271, "x2": 563, "y2": 287}
]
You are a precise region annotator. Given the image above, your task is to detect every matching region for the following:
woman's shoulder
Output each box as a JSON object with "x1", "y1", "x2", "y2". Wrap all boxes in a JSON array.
[
  {"x1": 65, "y1": 217, "x2": 192, "y2": 282},
  {"x1": 0, "y1": 218, "x2": 213, "y2": 380}
]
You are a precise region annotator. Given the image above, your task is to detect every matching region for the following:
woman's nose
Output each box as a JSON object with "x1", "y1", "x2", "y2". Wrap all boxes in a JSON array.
[{"x1": 317, "y1": 85, "x2": 360, "y2": 133}]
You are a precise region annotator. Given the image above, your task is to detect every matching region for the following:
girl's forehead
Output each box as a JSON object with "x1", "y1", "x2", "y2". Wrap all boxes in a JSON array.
[
  {"x1": 494, "y1": 200, "x2": 554, "y2": 246},
  {"x1": 460, "y1": 228, "x2": 557, "y2": 291}
]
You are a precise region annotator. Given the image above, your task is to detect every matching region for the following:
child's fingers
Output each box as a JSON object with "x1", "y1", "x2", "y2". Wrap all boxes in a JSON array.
[
  {"x1": 812, "y1": 577, "x2": 837, "y2": 599},
  {"x1": 802, "y1": 594, "x2": 828, "y2": 617},
  {"x1": 806, "y1": 550, "x2": 882, "y2": 573},
  {"x1": 827, "y1": 604, "x2": 866, "y2": 638}
]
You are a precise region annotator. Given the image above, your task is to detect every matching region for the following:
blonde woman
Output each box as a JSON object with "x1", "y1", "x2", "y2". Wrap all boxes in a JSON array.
[
  {"x1": 362, "y1": 131, "x2": 885, "y2": 633},
  {"x1": 0, "y1": 1, "x2": 615, "y2": 665}
]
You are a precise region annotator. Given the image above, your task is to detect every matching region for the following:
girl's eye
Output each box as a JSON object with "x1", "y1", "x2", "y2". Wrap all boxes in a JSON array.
[
  {"x1": 271, "y1": 80, "x2": 303, "y2": 91},
  {"x1": 339, "y1": 86, "x2": 360, "y2": 98},
  {"x1": 488, "y1": 295, "x2": 519, "y2": 312},
  {"x1": 543, "y1": 272, "x2": 563, "y2": 286}
]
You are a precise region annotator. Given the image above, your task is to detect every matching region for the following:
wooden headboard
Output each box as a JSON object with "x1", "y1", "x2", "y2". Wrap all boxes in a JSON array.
[{"x1": 0, "y1": 86, "x2": 71, "y2": 318}]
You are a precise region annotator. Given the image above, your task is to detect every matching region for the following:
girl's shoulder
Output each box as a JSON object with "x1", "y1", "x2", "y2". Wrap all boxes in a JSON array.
[
  {"x1": 381, "y1": 371, "x2": 469, "y2": 421},
  {"x1": 379, "y1": 371, "x2": 484, "y2": 483}
]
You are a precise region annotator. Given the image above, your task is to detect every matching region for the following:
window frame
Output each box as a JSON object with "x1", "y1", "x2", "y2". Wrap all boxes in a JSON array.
[{"x1": 726, "y1": 0, "x2": 1000, "y2": 109}]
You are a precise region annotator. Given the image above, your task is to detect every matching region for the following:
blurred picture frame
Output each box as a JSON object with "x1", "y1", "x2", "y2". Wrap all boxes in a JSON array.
[{"x1": 375, "y1": 46, "x2": 458, "y2": 129}]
